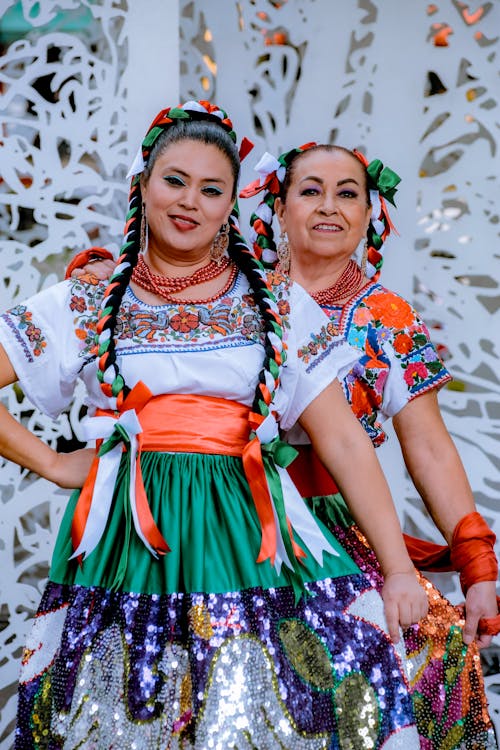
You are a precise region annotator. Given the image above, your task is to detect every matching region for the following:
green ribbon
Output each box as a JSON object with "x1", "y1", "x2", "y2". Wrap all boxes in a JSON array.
[
  {"x1": 97, "y1": 422, "x2": 131, "y2": 457},
  {"x1": 366, "y1": 159, "x2": 401, "y2": 206},
  {"x1": 260, "y1": 437, "x2": 308, "y2": 603}
]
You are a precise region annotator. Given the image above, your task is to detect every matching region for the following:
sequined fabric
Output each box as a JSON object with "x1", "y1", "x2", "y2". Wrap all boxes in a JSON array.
[
  {"x1": 307, "y1": 498, "x2": 498, "y2": 750},
  {"x1": 16, "y1": 577, "x2": 420, "y2": 749}
]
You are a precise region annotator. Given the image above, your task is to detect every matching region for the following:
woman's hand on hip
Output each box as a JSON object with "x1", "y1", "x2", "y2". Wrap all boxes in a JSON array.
[{"x1": 47, "y1": 448, "x2": 96, "y2": 489}]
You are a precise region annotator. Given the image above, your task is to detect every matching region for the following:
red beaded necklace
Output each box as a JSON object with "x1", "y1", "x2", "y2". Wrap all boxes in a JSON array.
[
  {"x1": 131, "y1": 253, "x2": 237, "y2": 303},
  {"x1": 310, "y1": 260, "x2": 363, "y2": 306}
]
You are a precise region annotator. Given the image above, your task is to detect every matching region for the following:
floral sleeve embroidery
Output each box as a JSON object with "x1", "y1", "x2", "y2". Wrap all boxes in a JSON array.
[
  {"x1": 336, "y1": 284, "x2": 452, "y2": 445},
  {"x1": 1, "y1": 306, "x2": 47, "y2": 360},
  {"x1": 297, "y1": 321, "x2": 341, "y2": 370}
]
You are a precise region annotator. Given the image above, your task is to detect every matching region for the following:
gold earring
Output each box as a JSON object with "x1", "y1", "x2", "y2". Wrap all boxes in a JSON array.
[
  {"x1": 277, "y1": 232, "x2": 291, "y2": 274},
  {"x1": 211, "y1": 222, "x2": 230, "y2": 264},
  {"x1": 361, "y1": 240, "x2": 368, "y2": 276},
  {"x1": 140, "y1": 203, "x2": 148, "y2": 252}
]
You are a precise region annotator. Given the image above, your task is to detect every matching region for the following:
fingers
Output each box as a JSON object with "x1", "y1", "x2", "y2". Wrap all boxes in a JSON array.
[
  {"x1": 462, "y1": 581, "x2": 499, "y2": 647},
  {"x1": 475, "y1": 634, "x2": 493, "y2": 650},
  {"x1": 382, "y1": 573, "x2": 428, "y2": 643},
  {"x1": 462, "y1": 612, "x2": 480, "y2": 645},
  {"x1": 384, "y1": 599, "x2": 401, "y2": 644}
]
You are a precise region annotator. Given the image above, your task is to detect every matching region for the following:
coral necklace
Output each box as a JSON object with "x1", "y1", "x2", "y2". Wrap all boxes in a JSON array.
[
  {"x1": 132, "y1": 253, "x2": 236, "y2": 303},
  {"x1": 310, "y1": 260, "x2": 363, "y2": 306}
]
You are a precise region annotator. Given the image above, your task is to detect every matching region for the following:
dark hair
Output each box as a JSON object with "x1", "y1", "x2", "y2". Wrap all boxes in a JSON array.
[
  {"x1": 142, "y1": 119, "x2": 240, "y2": 200},
  {"x1": 95, "y1": 102, "x2": 287, "y2": 436}
]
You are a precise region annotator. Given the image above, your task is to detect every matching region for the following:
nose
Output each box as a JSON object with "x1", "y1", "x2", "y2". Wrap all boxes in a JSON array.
[
  {"x1": 319, "y1": 191, "x2": 338, "y2": 215},
  {"x1": 178, "y1": 185, "x2": 198, "y2": 210}
]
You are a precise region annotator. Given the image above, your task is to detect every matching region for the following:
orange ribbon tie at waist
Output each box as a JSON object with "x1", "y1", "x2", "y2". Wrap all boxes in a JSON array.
[{"x1": 72, "y1": 393, "x2": 262, "y2": 561}]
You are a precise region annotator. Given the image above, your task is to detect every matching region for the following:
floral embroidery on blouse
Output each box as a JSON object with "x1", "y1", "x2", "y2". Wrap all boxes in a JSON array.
[
  {"x1": 323, "y1": 282, "x2": 451, "y2": 446},
  {"x1": 1, "y1": 305, "x2": 47, "y2": 359},
  {"x1": 69, "y1": 273, "x2": 292, "y2": 352},
  {"x1": 297, "y1": 321, "x2": 339, "y2": 365}
]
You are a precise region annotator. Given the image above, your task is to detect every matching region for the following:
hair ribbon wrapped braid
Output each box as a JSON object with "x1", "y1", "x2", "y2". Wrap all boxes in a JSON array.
[
  {"x1": 352, "y1": 150, "x2": 401, "y2": 279},
  {"x1": 239, "y1": 143, "x2": 317, "y2": 266}
]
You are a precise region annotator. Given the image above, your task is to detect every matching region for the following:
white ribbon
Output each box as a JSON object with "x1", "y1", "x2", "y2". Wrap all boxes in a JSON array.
[
  {"x1": 69, "y1": 409, "x2": 150, "y2": 560},
  {"x1": 126, "y1": 144, "x2": 145, "y2": 179},
  {"x1": 255, "y1": 201, "x2": 273, "y2": 224},
  {"x1": 261, "y1": 460, "x2": 339, "y2": 577},
  {"x1": 278, "y1": 466, "x2": 339, "y2": 565},
  {"x1": 253, "y1": 151, "x2": 286, "y2": 186},
  {"x1": 255, "y1": 413, "x2": 279, "y2": 443}
]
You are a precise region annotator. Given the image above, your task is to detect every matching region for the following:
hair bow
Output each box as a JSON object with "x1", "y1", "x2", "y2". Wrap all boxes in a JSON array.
[
  {"x1": 239, "y1": 152, "x2": 285, "y2": 198},
  {"x1": 366, "y1": 159, "x2": 401, "y2": 206}
]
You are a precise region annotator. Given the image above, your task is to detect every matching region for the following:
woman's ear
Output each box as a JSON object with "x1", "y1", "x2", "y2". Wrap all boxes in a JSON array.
[{"x1": 275, "y1": 197, "x2": 286, "y2": 233}]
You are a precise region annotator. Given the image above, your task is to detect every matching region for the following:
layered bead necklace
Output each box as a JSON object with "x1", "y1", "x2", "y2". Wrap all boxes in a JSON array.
[
  {"x1": 131, "y1": 253, "x2": 237, "y2": 304},
  {"x1": 310, "y1": 259, "x2": 363, "y2": 306}
]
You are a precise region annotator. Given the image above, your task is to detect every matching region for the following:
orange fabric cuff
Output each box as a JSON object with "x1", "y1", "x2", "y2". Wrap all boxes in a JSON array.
[
  {"x1": 65, "y1": 247, "x2": 114, "y2": 279},
  {"x1": 450, "y1": 511, "x2": 498, "y2": 594}
]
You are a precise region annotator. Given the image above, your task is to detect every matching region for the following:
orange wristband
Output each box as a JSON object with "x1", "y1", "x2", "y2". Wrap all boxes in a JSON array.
[{"x1": 450, "y1": 511, "x2": 498, "y2": 594}]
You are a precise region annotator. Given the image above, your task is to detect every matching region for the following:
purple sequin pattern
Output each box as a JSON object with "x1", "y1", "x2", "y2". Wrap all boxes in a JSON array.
[{"x1": 15, "y1": 576, "x2": 418, "y2": 749}]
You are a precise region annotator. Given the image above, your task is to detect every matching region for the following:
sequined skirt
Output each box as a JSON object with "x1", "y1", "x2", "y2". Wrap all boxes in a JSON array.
[
  {"x1": 307, "y1": 494, "x2": 499, "y2": 750},
  {"x1": 15, "y1": 452, "x2": 421, "y2": 748}
]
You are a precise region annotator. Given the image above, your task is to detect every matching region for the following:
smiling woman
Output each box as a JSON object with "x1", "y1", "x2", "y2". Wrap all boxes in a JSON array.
[{"x1": 239, "y1": 141, "x2": 500, "y2": 749}]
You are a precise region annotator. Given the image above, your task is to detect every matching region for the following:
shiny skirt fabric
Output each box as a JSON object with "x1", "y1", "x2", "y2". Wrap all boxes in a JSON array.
[
  {"x1": 307, "y1": 494, "x2": 498, "y2": 750},
  {"x1": 16, "y1": 452, "x2": 422, "y2": 748}
]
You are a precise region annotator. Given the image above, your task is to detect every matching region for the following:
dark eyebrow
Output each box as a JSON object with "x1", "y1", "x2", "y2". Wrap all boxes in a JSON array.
[
  {"x1": 164, "y1": 165, "x2": 226, "y2": 184},
  {"x1": 299, "y1": 176, "x2": 361, "y2": 187}
]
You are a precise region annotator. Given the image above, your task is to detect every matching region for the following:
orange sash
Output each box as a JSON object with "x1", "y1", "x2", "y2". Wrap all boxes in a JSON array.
[{"x1": 71, "y1": 390, "x2": 282, "y2": 565}]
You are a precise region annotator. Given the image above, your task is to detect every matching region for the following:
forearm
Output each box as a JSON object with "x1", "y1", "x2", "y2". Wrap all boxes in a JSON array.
[
  {"x1": 316, "y1": 432, "x2": 413, "y2": 575},
  {"x1": 299, "y1": 383, "x2": 414, "y2": 577},
  {"x1": 0, "y1": 401, "x2": 60, "y2": 481},
  {"x1": 393, "y1": 392, "x2": 476, "y2": 544}
]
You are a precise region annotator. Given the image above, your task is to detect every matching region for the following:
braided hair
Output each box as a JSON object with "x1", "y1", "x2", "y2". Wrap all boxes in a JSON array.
[
  {"x1": 243, "y1": 143, "x2": 399, "y2": 280},
  {"x1": 95, "y1": 100, "x2": 286, "y2": 426}
]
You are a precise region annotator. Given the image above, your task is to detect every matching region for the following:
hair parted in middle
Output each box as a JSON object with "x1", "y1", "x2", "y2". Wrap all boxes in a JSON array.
[
  {"x1": 94, "y1": 100, "x2": 288, "y2": 435},
  {"x1": 240, "y1": 143, "x2": 401, "y2": 281}
]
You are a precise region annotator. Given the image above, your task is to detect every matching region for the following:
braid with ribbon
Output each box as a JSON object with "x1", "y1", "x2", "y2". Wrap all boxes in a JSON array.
[
  {"x1": 241, "y1": 143, "x2": 316, "y2": 268},
  {"x1": 352, "y1": 149, "x2": 401, "y2": 280},
  {"x1": 240, "y1": 144, "x2": 401, "y2": 281}
]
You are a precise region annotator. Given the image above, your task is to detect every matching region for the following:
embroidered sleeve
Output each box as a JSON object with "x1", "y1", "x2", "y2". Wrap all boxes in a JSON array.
[
  {"x1": 373, "y1": 292, "x2": 452, "y2": 419},
  {"x1": 0, "y1": 279, "x2": 102, "y2": 418}
]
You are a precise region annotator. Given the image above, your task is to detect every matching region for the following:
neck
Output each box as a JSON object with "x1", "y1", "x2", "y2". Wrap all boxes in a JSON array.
[
  {"x1": 144, "y1": 247, "x2": 212, "y2": 277},
  {"x1": 290, "y1": 253, "x2": 352, "y2": 294}
]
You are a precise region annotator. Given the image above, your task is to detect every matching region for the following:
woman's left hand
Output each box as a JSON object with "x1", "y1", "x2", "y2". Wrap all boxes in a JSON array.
[{"x1": 462, "y1": 580, "x2": 499, "y2": 649}]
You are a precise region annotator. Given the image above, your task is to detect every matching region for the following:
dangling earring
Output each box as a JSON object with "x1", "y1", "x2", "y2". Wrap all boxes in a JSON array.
[
  {"x1": 211, "y1": 222, "x2": 230, "y2": 265},
  {"x1": 361, "y1": 240, "x2": 368, "y2": 276},
  {"x1": 140, "y1": 203, "x2": 148, "y2": 252},
  {"x1": 277, "y1": 232, "x2": 291, "y2": 274}
]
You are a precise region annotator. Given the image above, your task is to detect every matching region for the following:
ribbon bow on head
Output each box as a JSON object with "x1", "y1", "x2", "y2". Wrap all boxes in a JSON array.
[
  {"x1": 366, "y1": 159, "x2": 401, "y2": 207},
  {"x1": 127, "y1": 100, "x2": 253, "y2": 181},
  {"x1": 239, "y1": 143, "x2": 317, "y2": 199}
]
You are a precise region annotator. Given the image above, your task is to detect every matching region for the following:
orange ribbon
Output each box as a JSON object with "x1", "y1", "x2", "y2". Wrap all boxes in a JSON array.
[{"x1": 242, "y1": 412, "x2": 278, "y2": 564}]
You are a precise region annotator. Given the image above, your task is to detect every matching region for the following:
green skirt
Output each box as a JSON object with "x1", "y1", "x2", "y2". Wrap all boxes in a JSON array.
[{"x1": 50, "y1": 451, "x2": 360, "y2": 594}]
